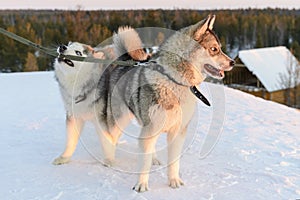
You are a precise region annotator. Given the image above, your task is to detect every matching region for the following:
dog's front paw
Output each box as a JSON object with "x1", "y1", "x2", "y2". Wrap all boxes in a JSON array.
[
  {"x1": 169, "y1": 177, "x2": 184, "y2": 189},
  {"x1": 52, "y1": 156, "x2": 70, "y2": 165},
  {"x1": 133, "y1": 182, "x2": 149, "y2": 193}
]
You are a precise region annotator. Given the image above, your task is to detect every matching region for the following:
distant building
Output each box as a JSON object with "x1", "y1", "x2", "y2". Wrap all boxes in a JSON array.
[{"x1": 224, "y1": 46, "x2": 300, "y2": 107}]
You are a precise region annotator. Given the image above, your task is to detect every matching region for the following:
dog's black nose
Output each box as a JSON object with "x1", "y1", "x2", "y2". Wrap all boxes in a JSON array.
[
  {"x1": 58, "y1": 45, "x2": 67, "y2": 53},
  {"x1": 229, "y1": 60, "x2": 235, "y2": 66}
]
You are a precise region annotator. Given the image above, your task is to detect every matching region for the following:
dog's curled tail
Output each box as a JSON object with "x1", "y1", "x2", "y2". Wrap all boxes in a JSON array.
[{"x1": 113, "y1": 26, "x2": 150, "y2": 61}]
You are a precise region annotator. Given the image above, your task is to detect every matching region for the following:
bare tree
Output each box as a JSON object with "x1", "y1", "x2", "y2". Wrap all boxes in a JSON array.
[{"x1": 279, "y1": 48, "x2": 300, "y2": 107}]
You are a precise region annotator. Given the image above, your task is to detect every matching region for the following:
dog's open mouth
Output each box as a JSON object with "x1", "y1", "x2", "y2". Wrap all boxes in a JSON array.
[
  {"x1": 57, "y1": 57, "x2": 74, "y2": 67},
  {"x1": 204, "y1": 64, "x2": 224, "y2": 79}
]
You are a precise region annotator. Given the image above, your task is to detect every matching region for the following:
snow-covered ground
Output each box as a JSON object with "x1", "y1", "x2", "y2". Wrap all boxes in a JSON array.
[{"x1": 0, "y1": 72, "x2": 300, "y2": 200}]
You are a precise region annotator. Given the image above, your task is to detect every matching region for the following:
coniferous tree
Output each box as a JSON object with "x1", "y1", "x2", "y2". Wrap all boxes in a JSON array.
[
  {"x1": 0, "y1": 9, "x2": 300, "y2": 72},
  {"x1": 24, "y1": 52, "x2": 38, "y2": 72}
]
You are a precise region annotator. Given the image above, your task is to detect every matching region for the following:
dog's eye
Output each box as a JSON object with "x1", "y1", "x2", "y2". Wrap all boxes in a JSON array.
[
  {"x1": 210, "y1": 47, "x2": 218, "y2": 52},
  {"x1": 75, "y1": 51, "x2": 82, "y2": 56}
]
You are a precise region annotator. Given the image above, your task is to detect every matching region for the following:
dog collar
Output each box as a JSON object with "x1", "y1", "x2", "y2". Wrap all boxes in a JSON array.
[{"x1": 190, "y1": 86, "x2": 211, "y2": 106}]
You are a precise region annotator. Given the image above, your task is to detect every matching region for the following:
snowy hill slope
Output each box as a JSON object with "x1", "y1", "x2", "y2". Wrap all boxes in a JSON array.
[{"x1": 0, "y1": 72, "x2": 299, "y2": 200}]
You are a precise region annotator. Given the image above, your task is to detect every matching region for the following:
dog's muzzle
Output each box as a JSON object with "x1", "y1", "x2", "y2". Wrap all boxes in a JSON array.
[
  {"x1": 58, "y1": 45, "x2": 67, "y2": 54},
  {"x1": 57, "y1": 45, "x2": 74, "y2": 67},
  {"x1": 57, "y1": 56, "x2": 74, "y2": 67}
]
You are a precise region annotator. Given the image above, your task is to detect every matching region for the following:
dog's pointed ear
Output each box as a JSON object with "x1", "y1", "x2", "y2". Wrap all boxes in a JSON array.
[
  {"x1": 208, "y1": 15, "x2": 216, "y2": 30},
  {"x1": 194, "y1": 14, "x2": 216, "y2": 40}
]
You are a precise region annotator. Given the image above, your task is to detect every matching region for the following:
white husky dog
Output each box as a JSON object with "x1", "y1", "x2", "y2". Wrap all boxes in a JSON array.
[{"x1": 53, "y1": 27, "x2": 149, "y2": 166}]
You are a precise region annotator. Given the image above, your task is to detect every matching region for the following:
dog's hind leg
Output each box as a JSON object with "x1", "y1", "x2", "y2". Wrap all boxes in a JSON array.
[
  {"x1": 96, "y1": 113, "x2": 131, "y2": 167},
  {"x1": 94, "y1": 119, "x2": 116, "y2": 167},
  {"x1": 53, "y1": 115, "x2": 84, "y2": 165},
  {"x1": 167, "y1": 127, "x2": 187, "y2": 188},
  {"x1": 133, "y1": 126, "x2": 160, "y2": 192},
  {"x1": 96, "y1": 129, "x2": 116, "y2": 167},
  {"x1": 152, "y1": 151, "x2": 162, "y2": 165}
]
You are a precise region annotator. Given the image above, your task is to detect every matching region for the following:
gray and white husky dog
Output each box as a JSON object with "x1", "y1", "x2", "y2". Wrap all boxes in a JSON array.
[{"x1": 53, "y1": 15, "x2": 234, "y2": 192}]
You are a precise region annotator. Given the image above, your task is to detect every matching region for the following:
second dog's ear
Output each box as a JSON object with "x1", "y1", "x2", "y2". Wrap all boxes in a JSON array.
[{"x1": 194, "y1": 14, "x2": 216, "y2": 40}]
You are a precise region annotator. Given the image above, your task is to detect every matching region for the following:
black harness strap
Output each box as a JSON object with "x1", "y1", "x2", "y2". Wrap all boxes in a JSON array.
[
  {"x1": 141, "y1": 61, "x2": 211, "y2": 107},
  {"x1": 190, "y1": 86, "x2": 211, "y2": 106},
  {"x1": 145, "y1": 62, "x2": 187, "y2": 87}
]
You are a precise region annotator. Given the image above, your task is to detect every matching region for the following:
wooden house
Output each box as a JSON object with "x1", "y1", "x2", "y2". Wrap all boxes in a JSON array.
[{"x1": 223, "y1": 46, "x2": 300, "y2": 106}]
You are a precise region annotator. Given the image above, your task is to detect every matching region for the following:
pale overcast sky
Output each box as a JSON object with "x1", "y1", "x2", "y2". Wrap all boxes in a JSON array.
[{"x1": 1, "y1": 0, "x2": 299, "y2": 10}]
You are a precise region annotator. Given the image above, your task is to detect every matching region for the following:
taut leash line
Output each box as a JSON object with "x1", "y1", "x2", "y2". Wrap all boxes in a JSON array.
[
  {"x1": 0, "y1": 27, "x2": 136, "y2": 66},
  {"x1": 0, "y1": 27, "x2": 57, "y2": 57}
]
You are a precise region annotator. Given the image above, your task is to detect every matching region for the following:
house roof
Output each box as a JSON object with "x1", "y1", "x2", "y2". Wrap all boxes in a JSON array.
[{"x1": 238, "y1": 46, "x2": 300, "y2": 92}]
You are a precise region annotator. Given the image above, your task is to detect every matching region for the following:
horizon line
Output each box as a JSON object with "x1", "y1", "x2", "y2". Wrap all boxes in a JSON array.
[{"x1": 0, "y1": 6, "x2": 300, "y2": 11}]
